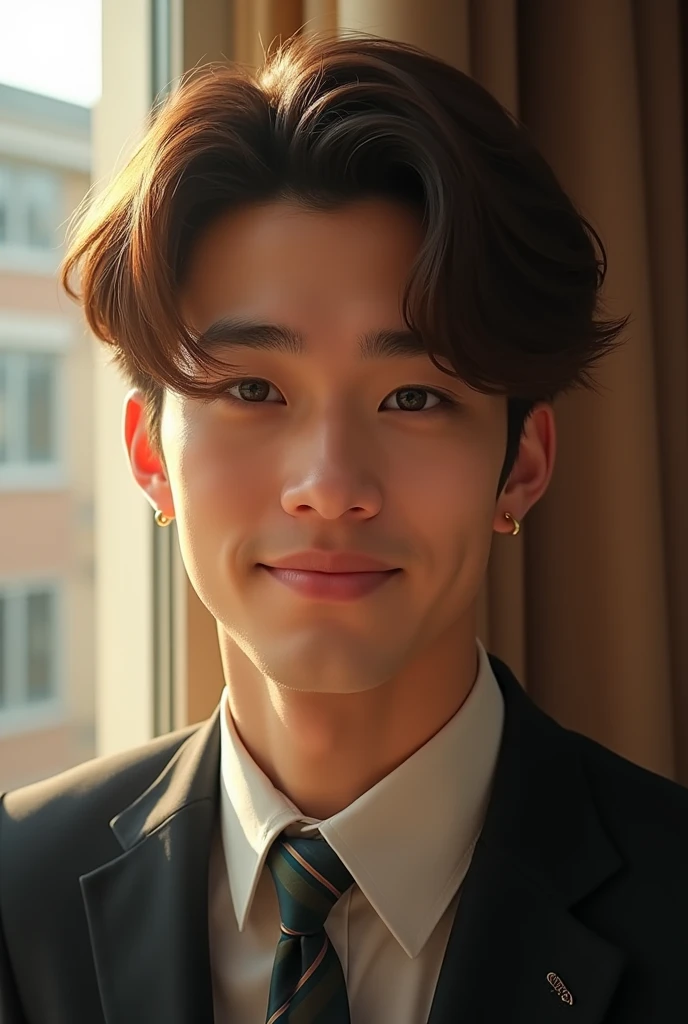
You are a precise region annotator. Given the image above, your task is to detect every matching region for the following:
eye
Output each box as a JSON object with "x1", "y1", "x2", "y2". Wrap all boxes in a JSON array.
[
  {"x1": 223, "y1": 378, "x2": 283, "y2": 403},
  {"x1": 221, "y1": 378, "x2": 456, "y2": 412},
  {"x1": 382, "y1": 387, "x2": 450, "y2": 412}
]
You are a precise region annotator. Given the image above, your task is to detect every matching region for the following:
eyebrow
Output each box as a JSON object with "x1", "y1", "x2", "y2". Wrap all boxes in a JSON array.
[{"x1": 197, "y1": 316, "x2": 430, "y2": 361}]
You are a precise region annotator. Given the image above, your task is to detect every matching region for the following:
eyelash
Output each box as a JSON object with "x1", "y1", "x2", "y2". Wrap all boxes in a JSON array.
[{"x1": 219, "y1": 378, "x2": 459, "y2": 413}]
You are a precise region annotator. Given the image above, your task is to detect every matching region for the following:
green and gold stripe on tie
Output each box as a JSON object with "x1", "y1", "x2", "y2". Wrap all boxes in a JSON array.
[{"x1": 265, "y1": 834, "x2": 355, "y2": 1024}]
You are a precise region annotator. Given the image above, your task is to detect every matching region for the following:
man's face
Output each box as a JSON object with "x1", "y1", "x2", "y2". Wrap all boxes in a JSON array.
[{"x1": 146, "y1": 198, "x2": 510, "y2": 694}]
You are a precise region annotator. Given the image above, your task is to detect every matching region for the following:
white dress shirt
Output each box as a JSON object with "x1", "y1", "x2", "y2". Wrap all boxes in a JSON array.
[{"x1": 208, "y1": 638, "x2": 505, "y2": 1023}]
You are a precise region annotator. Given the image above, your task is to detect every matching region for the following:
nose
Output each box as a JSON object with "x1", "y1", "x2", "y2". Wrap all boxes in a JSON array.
[{"x1": 279, "y1": 417, "x2": 383, "y2": 521}]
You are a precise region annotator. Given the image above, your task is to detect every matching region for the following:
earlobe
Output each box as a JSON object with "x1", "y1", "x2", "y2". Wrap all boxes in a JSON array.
[
  {"x1": 503, "y1": 512, "x2": 521, "y2": 536},
  {"x1": 493, "y1": 510, "x2": 522, "y2": 536}
]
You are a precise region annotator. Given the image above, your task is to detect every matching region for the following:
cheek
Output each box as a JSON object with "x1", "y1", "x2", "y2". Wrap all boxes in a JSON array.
[
  {"x1": 173, "y1": 417, "x2": 274, "y2": 532},
  {"x1": 387, "y1": 430, "x2": 499, "y2": 600},
  {"x1": 169, "y1": 423, "x2": 277, "y2": 604},
  {"x1": 389, "y1": 430, "x2": 498, "y2": 529}
]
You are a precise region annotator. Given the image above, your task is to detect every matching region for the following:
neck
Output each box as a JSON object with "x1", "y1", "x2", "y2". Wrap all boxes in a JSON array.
[{"x1": 220, "y1": 621, "x2": 479, "y2": 820}]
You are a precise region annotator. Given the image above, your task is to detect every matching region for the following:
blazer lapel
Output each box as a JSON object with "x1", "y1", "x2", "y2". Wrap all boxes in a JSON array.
[
  {"x1": 80, "y1": 705, "x2": 222, "y2": 1024},
  {"x1": 428, "y1": 656, "x2": 627, "y2": 1024}
]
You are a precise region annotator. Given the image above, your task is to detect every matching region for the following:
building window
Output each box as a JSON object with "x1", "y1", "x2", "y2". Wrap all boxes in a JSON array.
[
  {"x1": 0, "y1": 596, "x2": 5, "y2": 708},
  {"x1": 0, "y1": 161, "x2": 61, "y2": 251},
  {"x1": 25, "y1": 352, "x2": 57, "y2": 462},
  {"x1": 0, "y1": 350, "x2": 61, "y2": 473},
  {"x1": 26, "y1": 592, "x2": 54, "y2": 702},
  {"x1": 0, "y1": 584, "x2": 61, "y2": 717},
  {"x1": 0, "y1": 165, "x2": 10, "y2": 246},
  {"x1": 0, "y1": 353, "x2": 7, "y2": 463}
]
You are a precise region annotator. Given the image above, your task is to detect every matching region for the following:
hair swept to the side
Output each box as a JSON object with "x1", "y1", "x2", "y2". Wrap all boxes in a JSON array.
[{"x1": 59, "y1": 30, "x2": 628, "y2": 473}]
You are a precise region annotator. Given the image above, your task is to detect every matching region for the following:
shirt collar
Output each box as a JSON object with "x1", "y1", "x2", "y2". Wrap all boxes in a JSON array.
[{"x1": 218, "y1": 638, "x2": 504, "y2": 958}]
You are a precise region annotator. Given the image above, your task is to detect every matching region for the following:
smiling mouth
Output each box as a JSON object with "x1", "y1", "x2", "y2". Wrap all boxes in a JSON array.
[{"x1": 258, "y1": 565, "x2": 401, "y2": 601}]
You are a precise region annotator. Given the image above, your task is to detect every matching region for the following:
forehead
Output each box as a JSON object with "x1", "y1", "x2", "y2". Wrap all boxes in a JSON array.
[{"x1": 180, "y1": 198, "x2": 425, "y2": 333}]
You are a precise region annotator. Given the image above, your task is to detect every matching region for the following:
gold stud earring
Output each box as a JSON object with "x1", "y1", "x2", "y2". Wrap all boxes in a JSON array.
[
  {"x1": 154, "y1": 509, "x2": 173, "y2": 527},
  {"x1": 504, "y1": 512, "x2": 521, "y2": 536}
]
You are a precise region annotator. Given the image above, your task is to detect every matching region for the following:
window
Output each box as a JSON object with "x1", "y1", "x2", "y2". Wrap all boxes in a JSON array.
[
  {"x1": 0, "y1": 350, "x2": 62, "y2": 484},
  {"x1": 25, "y1": 352, "x2": 57, "y2": 462},
  {"x1": 0, "y1": 165, "x2": 9, "y2": 245},
  {"x1": 26, "y1": 591, "x2": 54, "y2": 701},
  {"x1": 0, "y1": 161, "x2": 61, "y2": 251},
  {"x1": 0, "y1": 583, "x2": 62, "y2": 720},
  {"x1": 0, "y1": 0, "x2": 100, "y2": 789},
  {"x1": 0, "y1": 354, "x2": 6, "y2": 463},
  {"x1": 0, "y1": 595, "x2": 5, "y2": 707}
]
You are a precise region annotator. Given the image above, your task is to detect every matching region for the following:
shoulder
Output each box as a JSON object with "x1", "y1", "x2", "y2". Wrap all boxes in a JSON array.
[
  {"x1": 491, "y1": 654, "x2": 688, "y2": 858},
  {"x1": 0, "y1": 722, "x2": 201, "y2": 860},
  {"x1": 566, "y1": 725, "x2": 688, "y2": 857}
]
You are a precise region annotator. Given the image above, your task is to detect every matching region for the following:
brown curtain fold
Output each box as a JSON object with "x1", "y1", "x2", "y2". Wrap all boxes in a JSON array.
[
  {"x1": 228, "y1": 0, "x2": 688, "y2": 784},
  {"x1": 633, "y1": 0, "x2": 688, "y2": 783},
  {"x1": 516, "y1": 0, "x2": 680, "y2": 782}
]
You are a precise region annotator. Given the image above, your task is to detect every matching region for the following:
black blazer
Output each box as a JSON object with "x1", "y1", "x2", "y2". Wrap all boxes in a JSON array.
[{"x1": 1, "y1": 655, "x2": 687, "y2": 1023}]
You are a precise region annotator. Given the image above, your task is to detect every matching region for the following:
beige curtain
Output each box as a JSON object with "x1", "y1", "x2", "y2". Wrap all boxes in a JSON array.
[{"x1": 227, "y1": 0, "x2": 688, "y2": 785}]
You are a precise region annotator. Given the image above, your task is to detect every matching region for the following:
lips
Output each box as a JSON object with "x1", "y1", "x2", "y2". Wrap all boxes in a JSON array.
[
  {"x1": 259, "y1": 564, "x2": 400, "y2": 601},
  {"x1": 260, "y1": 550, "x2": 397, "y2": 574}
]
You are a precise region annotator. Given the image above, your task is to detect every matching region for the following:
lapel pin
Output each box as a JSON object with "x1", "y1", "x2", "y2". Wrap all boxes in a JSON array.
[{"x1": 547, "y1": 971, "x2": 574, "y2": 1006}]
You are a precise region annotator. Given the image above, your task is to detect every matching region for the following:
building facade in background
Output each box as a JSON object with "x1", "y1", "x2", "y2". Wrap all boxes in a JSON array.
[{"x1": 0, "y1": 83, "x2": 95, "y2": 790}]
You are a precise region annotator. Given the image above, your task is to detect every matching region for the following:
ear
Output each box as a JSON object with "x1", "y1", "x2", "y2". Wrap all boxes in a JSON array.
[
  {"x1": 122, "y1": 389, "x2": 175, "y2": 519},
  {"x1": 493, "y1": 403, "x2": 556, "y2": 534}
]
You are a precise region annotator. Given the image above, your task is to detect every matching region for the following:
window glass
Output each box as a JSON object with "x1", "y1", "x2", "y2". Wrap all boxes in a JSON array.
[
  {"x1": 0, "y1": 165, "x2": 10, "y2": 244},
  {"x1": 0, "y1": 354, "x2": 7, "y2": 463},
  {"x1": 20, "y1": 168, "x2": 61, "y2": 249},
  {"x1": 26, "y1": 591, "x2": 55, "y2": 702},
  {"x1": 0, "y1": 587, "x2": 59, "y2": 711},
  {"x1": 0, "y1": 162, "x2": 61, "y2": 250},
  {"x1": 0, "y1": 351, "x2": 59, "y2": 469},
  {"x1": 26, "y1": 352, "x2": 57, "y2": 462},
  {"x1": 0, "y1": 595, "x2": 6, "y2": 708}
]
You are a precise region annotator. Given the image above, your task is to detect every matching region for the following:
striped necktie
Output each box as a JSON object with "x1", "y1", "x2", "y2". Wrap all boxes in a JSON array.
[{"x1": 265, "y1": 833, "x2": 355, "y2": 1023}]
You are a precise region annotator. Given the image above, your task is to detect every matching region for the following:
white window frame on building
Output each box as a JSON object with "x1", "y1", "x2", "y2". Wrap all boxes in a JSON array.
[
  {"x1": 0, "y1": 578, "x2": 65, "y2": 734},
  {"x1": 0, "y1": 313, "x2": 68, "y2": 491},
  {"x1": 0, "y1": 159, "x2": 62, "y2": 274}
]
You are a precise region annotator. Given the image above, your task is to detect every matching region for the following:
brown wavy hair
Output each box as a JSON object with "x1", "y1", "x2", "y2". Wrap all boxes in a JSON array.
[{"x1": 60, "y1": 32, "x2": 627, "y2": 492}]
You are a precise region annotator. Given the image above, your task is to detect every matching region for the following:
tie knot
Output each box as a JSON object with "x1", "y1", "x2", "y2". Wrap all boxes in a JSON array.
[{"x1": 266, "y1": 834, "x2": 355, "y2": 936}]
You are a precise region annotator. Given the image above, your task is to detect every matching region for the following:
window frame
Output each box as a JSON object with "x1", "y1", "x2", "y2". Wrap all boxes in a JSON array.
[
  {"x1": 0, "y1": 578, "x2": 65, "y2": 735},
  {"x1": 94, "y1": 0, "x2": 236, "y2": 758},
  {"x1": 0, "y1": 349, "x2": 65, "y2": 487},
  {"x1": 94, "y1": 0, "x2": 160, "y2": 757},
  {"x1": 0, "y1": 313, "x2": 69, "y2": 491},
  {"x1": 0, "y1": 159, "x2": 63, "y2": 268}
]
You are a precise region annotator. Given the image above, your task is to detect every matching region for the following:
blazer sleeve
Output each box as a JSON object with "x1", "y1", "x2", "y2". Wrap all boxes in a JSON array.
[{"x1": 0, "y1": 796, "x2": 28, "y2": 1024}]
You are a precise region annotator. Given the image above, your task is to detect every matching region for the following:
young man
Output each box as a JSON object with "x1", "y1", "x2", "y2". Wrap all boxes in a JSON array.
[{"x1": 1, "y1": 33, "x2": 686, "y2": 1024}]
